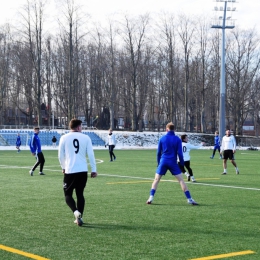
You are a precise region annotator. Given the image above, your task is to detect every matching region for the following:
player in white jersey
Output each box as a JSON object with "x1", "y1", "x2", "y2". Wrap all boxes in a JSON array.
[
  {"x1": 58, "y1": 119, "x2": 98, "y2": 226},
  {"x1": 105, "y1": 128, "x2": 116, "y2": 162},
  {"x1": 178, "y1": 134, "x2": 204, "y2": 182},
  {"x1": 220, "y1": 129, "x2": 239, "y2": 175}
]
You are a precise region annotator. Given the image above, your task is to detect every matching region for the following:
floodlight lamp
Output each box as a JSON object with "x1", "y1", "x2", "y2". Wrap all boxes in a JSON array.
[
  {"x1": 232, "y1": 7, "x2": 236, "y2": 11},
  {"x1": 214, "y1": 7, "x2": 218, "y2": 10},
  {"x1": 219, "y1": 16, "x2": 223, "y2": 19}
]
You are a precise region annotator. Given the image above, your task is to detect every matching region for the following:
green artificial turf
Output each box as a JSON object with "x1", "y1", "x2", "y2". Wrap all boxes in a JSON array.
[{"x1": 0, "y1": 149, "x2": 259, "y2": 260}]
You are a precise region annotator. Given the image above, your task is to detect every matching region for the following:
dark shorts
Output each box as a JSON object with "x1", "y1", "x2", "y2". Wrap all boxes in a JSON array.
[
  {"x1": 223, "y1": 150, "x2": 234, "y2": 160},
  {"x1": 63, "y1": 172, "x2": 88, "y2": 196},
  {"x1": 156, "y1": 159, "x2": 181, "y2": 176}
]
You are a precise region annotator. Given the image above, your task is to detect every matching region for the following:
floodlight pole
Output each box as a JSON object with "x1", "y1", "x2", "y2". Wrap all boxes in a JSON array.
[
  {"x1": 220, "y1": 1, "x2": 227, "y2": 141},
  {"x1": 212, "y1": 1, "x2": 235, "y2": 140},
  {"x1": 52, "y1": 111, "x2": 54, "y2": 129}
]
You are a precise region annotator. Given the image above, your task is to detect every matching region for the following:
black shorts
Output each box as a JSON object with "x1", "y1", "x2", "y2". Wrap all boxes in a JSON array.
[
  {"x1": 223, "y1": 150, "x2": 234, "y2": 160},
  {"x1": 63, "y1": 172, "x2": 88, "y2": 196}
]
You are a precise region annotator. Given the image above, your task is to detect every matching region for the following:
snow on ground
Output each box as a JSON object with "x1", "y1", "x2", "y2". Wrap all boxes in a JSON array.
[{"x1": 0, "y1": 130, "x2": 258, "y2": 151}]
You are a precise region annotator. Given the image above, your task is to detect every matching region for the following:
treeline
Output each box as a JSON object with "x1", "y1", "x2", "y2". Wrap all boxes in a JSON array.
[{"x1": 0, "y1": 0, "x2": 260, "y2": 134}]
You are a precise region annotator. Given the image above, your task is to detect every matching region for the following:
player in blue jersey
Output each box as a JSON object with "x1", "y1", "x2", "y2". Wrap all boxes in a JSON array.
[
  {"x1": 210, "y1": 131, "x2": 222, "y2": 159},
  {"x1": 29, "y1": 127, "x2": 45, "y2": 176},
  {"x1": 16, "y1": 133, "x2": 21, "y2": 153},
  {"x1": 146, "y1": 122, "x2": 198, "y2": 205}
]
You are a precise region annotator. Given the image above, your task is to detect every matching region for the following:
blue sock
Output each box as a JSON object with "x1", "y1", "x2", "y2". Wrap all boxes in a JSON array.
[
  {"x1": 184, "y1": 191, "x2": 191, "y2": 199},
  {"x1": 150, "y1": 189, "x2": 156, "y2": 196}
]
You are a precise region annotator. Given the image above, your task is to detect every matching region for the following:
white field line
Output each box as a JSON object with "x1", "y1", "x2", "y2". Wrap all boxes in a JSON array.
[
  {"x1": 1, "y1": 164, "x2": 260, "y2": 192},
  {"x1": 97, "y1": 173, "x2": 260, "y2": 191}
]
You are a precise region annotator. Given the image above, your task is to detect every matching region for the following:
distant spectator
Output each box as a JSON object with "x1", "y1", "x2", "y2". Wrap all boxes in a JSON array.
[
  {"x1": 16, "y1": 133, "x2": 21, "y2": 153},
  {"x1": 52, "y1": 136, "x2": 57, "y2": 148},
  {"x1": 105, "y1": 128, "x2": 116, "y2": 162}
]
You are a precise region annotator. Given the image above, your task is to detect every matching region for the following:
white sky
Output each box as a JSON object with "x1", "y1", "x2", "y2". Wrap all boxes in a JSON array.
[{"x1": 0, "y1": 0, "x2": 260, "y2": 31}]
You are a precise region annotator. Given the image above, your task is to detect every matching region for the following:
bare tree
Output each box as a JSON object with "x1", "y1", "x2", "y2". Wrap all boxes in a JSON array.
[
  {"x1": 0, "y1": 25, "x2": 12, "y2": 125},
  {"x1": 120, "y1": 14, "x2": 150, "y2": 131},
  {"x1": 226, "y1": 28, "x2": 260, "y2": 134},
  {"x1": 19, "y1": 0, "x2": 46, "y2": 126},
  {"x1": 177, "y1": 14, "x2": 196, "y2": 131}
]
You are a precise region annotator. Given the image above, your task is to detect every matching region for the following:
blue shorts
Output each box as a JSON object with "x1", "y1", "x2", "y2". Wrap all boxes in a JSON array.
[
  {"x1": 156, "y1": 159, "x2": 182, "y2": 176},
  {"x1": 214, "y1": 145, "x2": 220, "y2": 150}
]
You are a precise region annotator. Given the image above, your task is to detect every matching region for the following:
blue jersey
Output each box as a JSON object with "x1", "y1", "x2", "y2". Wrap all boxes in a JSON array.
[
  {"x1": 30, "y1": 133, "x2": 42, "y2": 153},
  {"x1": 156, "y1": 131, "x2": 184, "y2": 176},
  {"x1": 214, "y1": 135, "x2": 220, "y2": 148},
  {"x1": 16, "y1": 136, "x2": 21, "y2": 146}
]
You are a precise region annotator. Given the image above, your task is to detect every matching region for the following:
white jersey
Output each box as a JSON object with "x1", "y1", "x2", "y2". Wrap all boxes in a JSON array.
[
  {"x1": 107, "y1": 134, "x2": 116, "y2": 145},
  {"x1": 179, "y1": 142, "x2": 202, "y2": 162},
  {"x1": 58, "y1": 132, "x2": 96, "y2": 174},
  {"x1": 221, "y1": 135, "x2": 236, "y2": 152}
]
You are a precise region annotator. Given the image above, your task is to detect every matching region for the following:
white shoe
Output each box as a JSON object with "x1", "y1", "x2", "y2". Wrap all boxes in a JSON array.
[
  {"x1": 39, "y1": 172, "x2": 45, "y2": 175},
  {"x1": 146, "y1": 196, "x2": 154, "y2": 204},
  {"x1": 29, "y1": 170, "x2": 33, "y2": 176},
  {"x1": 191, "y1": 177, "x2": 196, "y2": 182},
  {"x1": 74, "y1": 218, "x2": 84, "y2": 224},
  {"x1": 236, "y1": 168, "x2": 239, "y2": 174},
  {"x1": 188, "y1": 198, "x2": 199, "y2": 205},
  {"x1": 74, "y1": 210, "x2": 83, "y2": 226},
  {"x1": 184, "y1": 172, "x2": 190, "y2": 177}
]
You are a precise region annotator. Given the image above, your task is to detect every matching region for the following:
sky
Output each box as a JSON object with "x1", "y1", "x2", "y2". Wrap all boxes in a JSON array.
[{"x1": 0, "y1": 0, "x2": 260, "y2": 31}]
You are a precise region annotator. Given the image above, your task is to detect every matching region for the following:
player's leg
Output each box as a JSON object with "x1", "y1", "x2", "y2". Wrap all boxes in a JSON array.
[
  {"x1": 30, "y1": 154, "x2": 40, "y2": 175},
  {"x1": 178, "y1": 162, "x2": 189, "y2": 181},
  {"x1": 147, "y1": 174, "x2": 159, "y2": 204},
  {"x1": 75, "y1": 172, "x2": 88, "y2": 220},
  {"x1": 174, "y1": 173, "x2": 198, "y2": 205},
  {"x1": 63, "y1": 174, "x2": 77, "y2": 212},
  {"x1": 222, "y1": 159, "x2": 227, "y2": 174},
  {"x1": 185, "y1": 161, "x2": 196, "y2": 182},
  {"x1": 218, "y1": 147, "x2": 222, "y2": 159},
  {"x1": 146, "y1": 173, "x2": 162, "y2": 204},
  {"x1": 109, "y1": 145, "x2": 113, "y2": 161},
  {"x1": 111, "y1": 145, "x2": 116, "y2": 160},
  {"x1": 38, "y1": 152, "x2": 45, "y2": 175},
  {"x1": 210, "y1": 147, "x2": 216, "y2": 159},
  {"x1": 231, "y1": 158, "x2": 239, "y2": 174},
  {"x1": 64, "y1": 174, "x2": 83, "y2": 226}
]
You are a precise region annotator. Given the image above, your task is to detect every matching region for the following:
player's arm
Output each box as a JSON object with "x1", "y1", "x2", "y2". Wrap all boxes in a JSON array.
[
  {"x1": 156, "y1": 140, "x2": 162, "y2": 165},
  {"x1": 187, "y1": 143, "x2": 203, "y2": 150},
  {"x1": 177, "y1": 140, "x2": 184, "y2": 166},
  {"x1": 232, "y1": 136, "x2": 236, "y2": 153},
  {"x1": 58, "y1": 137, "x2": 66, "y2": 171},
  {"x1": 29, "y1": 137, "x2": 36, "y2": 155},
  {"x1": 86, "y1": 139, "x2": 97, "y2": 173},
  {"x1": 220, "y1": 137, "x2": 224, "y2": 154}
]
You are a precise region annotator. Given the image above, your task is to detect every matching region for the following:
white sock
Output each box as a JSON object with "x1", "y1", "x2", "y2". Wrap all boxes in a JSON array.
[{"x1": 148, "y1": 195, "x2": 154, "y2": 201}]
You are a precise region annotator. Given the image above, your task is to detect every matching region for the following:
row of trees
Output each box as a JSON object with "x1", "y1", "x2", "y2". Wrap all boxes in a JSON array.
[{"x1": 0, "y1": 0, "x2": 260, "y2": 134}]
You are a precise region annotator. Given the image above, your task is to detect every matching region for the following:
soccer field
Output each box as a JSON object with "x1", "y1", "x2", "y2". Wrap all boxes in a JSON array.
[{"x1": 0, "y1": 149, "x2": 260, "y2": 260}]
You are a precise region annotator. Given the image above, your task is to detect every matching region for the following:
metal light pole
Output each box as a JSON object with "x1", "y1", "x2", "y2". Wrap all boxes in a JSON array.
[
  {"x1": 52, "y1": 111, "x2": 54, "y2": 129},
  {"x1": 212, "y1": 0, "x2": 236, "y2": 140}
]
